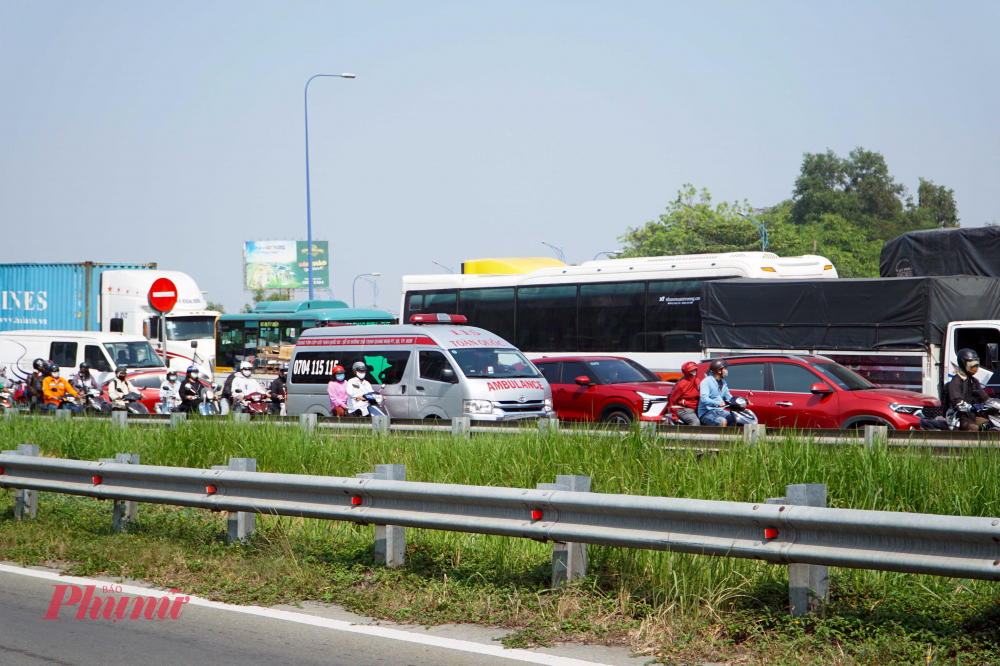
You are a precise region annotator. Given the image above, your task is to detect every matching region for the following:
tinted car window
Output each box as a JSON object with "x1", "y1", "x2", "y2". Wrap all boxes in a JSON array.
[
  {"x1": 585, "y1": 359, "x2": 656, "y2": 384},
  {"x1": 536, "y1": 362, "x2": 561, "y2": 384},
  {"x1": 771, "y1": 363, "x2": 821, "y2": 393},
  {"x1": 419, "y1": 350, "x2": 457, "y2": 383},
  {"x1": 84, "y1": 345, "x2": 112, "y2": 372},
  {"x1": 560, "y1": 361, "x2": 596, "y2": 384},
  {"x1": 50, "y1": 341, "x2": 78, "y2": 368},
  {"x1": 725, "y1": 363, "x2": 767, "y2": 391}
]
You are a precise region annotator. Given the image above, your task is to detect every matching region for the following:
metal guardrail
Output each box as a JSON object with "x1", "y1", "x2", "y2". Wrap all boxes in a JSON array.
[
  {"x1": 6, "y1": 408, "x2": 1000, "y2": 450},
  {"x1": 2, "y1": 451, "x2": 999, "y2": 587}
]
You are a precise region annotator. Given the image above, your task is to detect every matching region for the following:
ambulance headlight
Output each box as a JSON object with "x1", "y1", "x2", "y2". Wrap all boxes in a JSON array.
[
  {"x1": 463, "y1": 399, "x2": 494, "y2": 415},
  {"x1": 544, "y1": 398, "x2": 553, "y2": 410}
]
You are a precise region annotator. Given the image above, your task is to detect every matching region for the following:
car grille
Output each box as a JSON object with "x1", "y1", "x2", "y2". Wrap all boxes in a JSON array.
[{"x1": 496, "y1": 400, "x2": 545, "y2": 413}]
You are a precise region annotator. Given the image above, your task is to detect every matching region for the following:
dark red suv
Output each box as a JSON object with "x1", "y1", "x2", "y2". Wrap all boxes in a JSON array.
[
  {"x1": 695, "y1": 355, "x2": 939, "y2": 429},
  {"x1": 533, "y1": 356, "x2": 674, "y2": 424}
]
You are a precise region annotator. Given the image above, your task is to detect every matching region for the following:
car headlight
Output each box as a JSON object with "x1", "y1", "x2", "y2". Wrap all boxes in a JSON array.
[
  {"x1": 463, "y1": 399, "x2": 494, "y2": 415},
  {"x1": 544, "y1": 398, "x2": 553, "y2": 410},
  {"x1": 888, "y1": 403, "x2": 924, "y2": 415},
  {"x1": 636, "y1": 391, "x2": 669, "y2": 414}
]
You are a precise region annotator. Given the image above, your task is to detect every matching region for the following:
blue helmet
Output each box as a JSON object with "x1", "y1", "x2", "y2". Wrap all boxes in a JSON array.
[{"x1": 186, "y1": 365, "x2": 199, "y2": 375}]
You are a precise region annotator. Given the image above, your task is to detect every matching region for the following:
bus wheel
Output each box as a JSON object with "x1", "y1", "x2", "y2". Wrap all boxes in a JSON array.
[{"x1": 601, "y1": 408, "x2": 633, "y2": 425}]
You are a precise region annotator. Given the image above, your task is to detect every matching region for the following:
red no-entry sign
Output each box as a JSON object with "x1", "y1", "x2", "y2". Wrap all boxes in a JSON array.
[{"x1": 148, "y1": 277, "x2": 178, "y2": 313}]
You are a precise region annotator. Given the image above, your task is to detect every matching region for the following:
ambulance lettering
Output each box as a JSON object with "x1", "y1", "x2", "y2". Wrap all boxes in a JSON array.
[{"x1": 485, "y1": 380, "x2": 545, "y2": 392}]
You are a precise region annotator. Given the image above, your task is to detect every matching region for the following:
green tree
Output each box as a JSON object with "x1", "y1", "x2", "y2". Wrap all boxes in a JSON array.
[
  {"x1": 918, "y1": 178, "x2": 959, "y2": 228},
  {"x1": 206, "y1": 301, "x2": 226, "y2": 314}
]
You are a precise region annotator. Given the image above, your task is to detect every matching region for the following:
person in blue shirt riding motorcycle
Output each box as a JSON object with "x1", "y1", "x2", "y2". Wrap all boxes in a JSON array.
[{"x1": 698, "y1": 359, "x2": 736, "y2": 426}]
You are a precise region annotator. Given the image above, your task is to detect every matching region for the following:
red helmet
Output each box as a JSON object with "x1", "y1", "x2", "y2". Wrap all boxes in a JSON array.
[
  {"x1": 332, "y1": 365, "x2": 345, "y2": 374},
  {"x1": 681, "y1": 361, "x2": 698, "y2": 375}
]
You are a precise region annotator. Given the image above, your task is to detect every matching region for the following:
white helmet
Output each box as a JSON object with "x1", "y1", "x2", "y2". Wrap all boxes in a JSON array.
[{"x1": 240, "y1": 361, "x2": 253, "y2": 370}]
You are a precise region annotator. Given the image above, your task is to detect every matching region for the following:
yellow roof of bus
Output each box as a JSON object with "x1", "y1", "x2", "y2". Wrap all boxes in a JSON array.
[{"x1": 462, "y1": 257, "x2": 567, "y2": 274}]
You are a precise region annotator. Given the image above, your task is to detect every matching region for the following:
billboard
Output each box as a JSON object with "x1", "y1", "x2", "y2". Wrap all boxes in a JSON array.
[{"x1": 244, "y1": 241, "x2": 329, "y2": 290}]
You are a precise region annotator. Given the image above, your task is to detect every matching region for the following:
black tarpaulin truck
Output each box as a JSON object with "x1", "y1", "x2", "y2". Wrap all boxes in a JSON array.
[
  {"x1": 880, "y1": 227, "x2": 1000, "y2": 278},
  {"x1": 699, "y1": 276, "x2": 1000, "y2": 397}
]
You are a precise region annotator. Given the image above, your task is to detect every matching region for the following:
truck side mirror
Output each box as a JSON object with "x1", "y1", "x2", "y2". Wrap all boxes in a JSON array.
[
  {"x1": 989, "y1": 343, "x2": 999, "y2": 366},
  {"x1": 191, "y1": 341, "x2": 198, "y2": 349}
]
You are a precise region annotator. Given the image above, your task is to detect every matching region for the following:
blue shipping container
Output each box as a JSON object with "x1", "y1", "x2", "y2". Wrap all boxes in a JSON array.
[{"x1": 0, "y1": 262, "x2": 156, "y2": 332}]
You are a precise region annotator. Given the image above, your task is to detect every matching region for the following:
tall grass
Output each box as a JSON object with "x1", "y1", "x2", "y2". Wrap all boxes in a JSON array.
[{"x1": 4, "y1": 415, "x2": 1000, "y2": 615}]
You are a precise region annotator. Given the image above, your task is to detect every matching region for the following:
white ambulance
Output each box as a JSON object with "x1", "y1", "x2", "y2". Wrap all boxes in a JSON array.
[{"x1": 287, "y1": 314, "x2": 554, "y2": 420}]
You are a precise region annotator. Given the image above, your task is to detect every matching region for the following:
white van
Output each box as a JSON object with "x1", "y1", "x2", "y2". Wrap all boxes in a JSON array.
[
  {"x1": 0, "y1": 330, "x2": 165, "y2": 385},
  {"x1": 287, "y1": 315, "x2": 554, "y2": 420}
]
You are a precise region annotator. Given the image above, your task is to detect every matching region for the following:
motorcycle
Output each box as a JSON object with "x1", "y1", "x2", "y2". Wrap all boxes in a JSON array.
[
  {"x1": 154, "y1": 393, "x2": 182, "y2": 415},
  {"x1": 972, "y1": 398, "x2": 1000, "y2": 431},
  {"x1": 362, "y1": 390, "x2": 389, "y2": 418},
  {"x1": 231, "y1": 390, "x2": 271, "y2": 415},
  {"x1": 666, "y1": 395, "x2": 758, "y2": 426},
  {"x1": 0, "y1": 384, "x2": 16, "y2": 411},
  {"x1": 111, "y1": 391, "x2": 150, "y2": 415},
  {"x1": 198, "y1": 384, "x2": 224, "y2": 416},
  {"x1": 79, "y1": 386, "x2": 111, "y2": 413}
]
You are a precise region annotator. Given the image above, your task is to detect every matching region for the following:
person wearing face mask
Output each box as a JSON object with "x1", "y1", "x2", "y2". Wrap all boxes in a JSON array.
[
  {"x1": 327, "y1": 365, "x2": 349, "y2": 417},
  {"x1": 42, "y1": 362, "x2": 80, "y2": 410},
  {"x1": 946, "y1": 348, "x2": 989, "y2": 431},
  {"x1": 231, "y1": 360, "x2": 265, "y2": 411},
  {"x1": 667, "y1": 361, "x2": 701, "y2": 426},
  {"x1": 698, "y1": 359, "x2": 736, "y2": 426},
  {"x1": 269, "y1": 363, "x2": 288, "y2": 415},
  {"x1": 346, "y1": 361, "x2": 374, "y2": 416},
  {"x1": 71, "y1": 362, "x2": 99, "y2": 394},
  {"x1": 159, "y1": 370, "x2": 182, "y2": 413},
  {"x1": 27, "y1": 358, "x2": 48, "y2": 410},
  {"x1": 108, "y1": 367, "x2": 139, "y2": 409},
  {"x1": 179, "y1": 366, "x2": 203, "y2": 413}
]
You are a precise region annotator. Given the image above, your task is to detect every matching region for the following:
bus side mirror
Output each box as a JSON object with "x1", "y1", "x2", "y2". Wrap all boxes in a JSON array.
[{"x1": 989, "y1": 343, "x2": 999, "y2": 366}]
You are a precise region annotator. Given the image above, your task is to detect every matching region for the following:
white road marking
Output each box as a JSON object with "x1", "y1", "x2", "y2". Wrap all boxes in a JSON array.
[{"x1": 0, "y1": 563, "x2": 617, "y2": 666}]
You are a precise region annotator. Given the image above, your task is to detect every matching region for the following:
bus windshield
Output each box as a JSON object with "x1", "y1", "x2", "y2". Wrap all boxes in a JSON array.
[
  {"x1": 167, "y1": 316, "x2": 216, "y2": 341},
  {"x1": 104, "y1": 341, "x2": 165, "y2": 369},
  {"x1": 448, "y1": 348, "x2": 541, "y2": 379}
]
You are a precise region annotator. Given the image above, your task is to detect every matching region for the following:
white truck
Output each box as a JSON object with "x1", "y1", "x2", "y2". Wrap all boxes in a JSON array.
[
  {"x1": 700, "y1": 276, "x2": 1000, "y2": 398},
  {"x1": 100, "y1": 270, "x2": 219, "y2": 380}
]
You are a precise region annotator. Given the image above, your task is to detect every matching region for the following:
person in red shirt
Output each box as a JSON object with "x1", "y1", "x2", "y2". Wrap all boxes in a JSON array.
[{"x1": 667, "y1": 361, "x2": 700, "y2": 425}]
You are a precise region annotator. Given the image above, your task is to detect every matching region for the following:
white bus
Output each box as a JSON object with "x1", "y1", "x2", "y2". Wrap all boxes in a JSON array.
[{"x1": 401, "y1": 252, "x2": 838, "y2": 378}]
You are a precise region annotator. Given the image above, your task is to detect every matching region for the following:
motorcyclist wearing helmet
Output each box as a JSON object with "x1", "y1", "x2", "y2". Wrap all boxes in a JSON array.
[
  {"x1": 42, "y1": 361, "x2": 80, "y2": 411},
  {"x1": 269, "y1": 362, "x2": 288, "y2": 415},
  {"x1": 327, "y1": 365, "x2": 349, "y2": 417},
  {"x1": 667, "y1": 361, "x2": 701, "y2": 426},
  {"x1": 346, "y1": 361, "x2": 374, "y2": 416},
  {"x1": 27, "y1": 358, "x2": 47, "y2": 409},
  {"x1": 159, "y1": 370, "x2": 182, "y2": 413},
  {"x1": 108, "y1": 367, "x2": 139, "y2": 409},
  {"x1": 946, "y1": 349, "x2": 988, "y2": 431},
  {"x1": 231, "y1": 361, "x2": 265, "y2": 411},
  {"x1": 71, "y1": 362, "x2": 99, "y2": 394},
  {"x1": 0, "y1": 365, "x2": 11, "y2": 390},
  {"x1": 179, "y1": 366, "x2": 203, "y2": 413},
  {"x1": 698, "y1": 359, "x2": 736, "y2": 427}
]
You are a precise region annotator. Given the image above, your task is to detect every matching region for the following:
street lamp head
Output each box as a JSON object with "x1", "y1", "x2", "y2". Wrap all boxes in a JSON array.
[
  {"x1": 371, "y1": 272, "x2": 381, "y2": 277},
  {"x1": 341, "y1": 73, "x2": 356, "y2": 78}
]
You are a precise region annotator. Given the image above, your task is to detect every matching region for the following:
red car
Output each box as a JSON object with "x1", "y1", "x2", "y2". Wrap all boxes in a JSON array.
[
  {"x1": 695, "y1": 355, "x2": 940, "y2": 430},
  {"x1": 533, "y1": 356, "x2": 674, "y2": 424},
  {"x1": 100, "y1": 370, "x2": 215, "y2": 414}
]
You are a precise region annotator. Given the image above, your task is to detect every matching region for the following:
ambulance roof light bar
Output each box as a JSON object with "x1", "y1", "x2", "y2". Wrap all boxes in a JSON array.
[{"x1": 409, "y1": 314, "x2": 468, "y2": 324}]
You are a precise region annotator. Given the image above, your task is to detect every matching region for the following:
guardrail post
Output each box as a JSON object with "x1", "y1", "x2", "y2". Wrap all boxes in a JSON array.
[
  {"x1": 781, "y1": 483, "x2": 829, "y2": 617},
  {"x1": 451, "y1": 416, "x2": 471, "y2": 438},
  {"x1": 743, "y1": 423, "x2": 766, "y2": 445},
  {"x1": 111, "y1": 411, "x2": 128, "y2": 428},
  {"x1": 539, "y1": 416, "x2": 560, "y2": 435},
  {"x1": 3, "y1": 445, "x2": 40, "y2": 521},
  {"x1": 299, "y1": 413, "x2": 316, "y2": 432},
  {"x1": 55, "y1": 409, "x2": 72, "y2": 421},
  {"x1": 226, "y1": 458, "x2": 256, "y2": 543},
  {"x1": 169, "y1": 413, "x2": 187, "y2": 429},
  {"x1": 640, "y1": 421, "x2": 658, "y2": 438},
  {"x1": 538, "y1": 474, "x2": 591, "y2": 587},
  {"x1": 375, "y1": 464, "x2": 406, "y2": 568},
  {"x1": 371, "y1": 414, "x2": 390, "y2": 436},
  {"x1": 101, "y1": 454, "x2": 140, "y2": 532},
  {"x1": 864, "y1": 425, "x2": 888, "y2": 447}
]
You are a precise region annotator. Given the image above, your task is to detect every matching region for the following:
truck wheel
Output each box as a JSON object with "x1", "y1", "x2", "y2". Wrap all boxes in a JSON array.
[{"x1": 601, "y1": 408, "x2": 633, "y2": 425}]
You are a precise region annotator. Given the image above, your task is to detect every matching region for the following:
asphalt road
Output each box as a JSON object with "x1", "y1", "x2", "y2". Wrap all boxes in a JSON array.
[{"x1": 0, "y1": 565, "x2": 640, "y2": 666}]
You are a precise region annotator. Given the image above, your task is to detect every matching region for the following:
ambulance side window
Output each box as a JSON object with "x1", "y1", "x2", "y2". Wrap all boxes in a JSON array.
[{"x1": 419, "y1": 351, "x2": 457, "y2": 383}]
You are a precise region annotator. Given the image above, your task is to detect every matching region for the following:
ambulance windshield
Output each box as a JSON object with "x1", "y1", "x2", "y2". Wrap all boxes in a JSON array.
[{"x1": 449, "y1": 349, "x2": 540, "y2": 379}]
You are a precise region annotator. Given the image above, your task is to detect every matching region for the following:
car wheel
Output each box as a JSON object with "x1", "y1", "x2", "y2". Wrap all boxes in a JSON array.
[{"x1": 601, "y1": 408, "x2": 634, "y2": 425}]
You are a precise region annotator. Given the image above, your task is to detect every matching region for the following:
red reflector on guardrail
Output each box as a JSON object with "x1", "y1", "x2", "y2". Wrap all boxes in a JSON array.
[
  {"x1": 351, "y1": 496, "x2": 363, "y2": 505},
  {"x1": 92, "y1": 476, "x2": 102, "y2": 484},
  {"x1": 765, "y1": 528, "x2": 778, "y2": 539},
  {"x1": 531, "y1": 510, "x2": 543, "y2": 520},
  {"x1": 206, "y1": 485, "x2": 217, "y2": 494},
  {"x1": 0, "y1": 467, "x2": 4, "y2": 474}
]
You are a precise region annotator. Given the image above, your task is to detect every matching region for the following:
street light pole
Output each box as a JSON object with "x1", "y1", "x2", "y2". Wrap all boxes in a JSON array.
[
  {"x1": 593, "y1": 251, "x2": 622, "y2": 261},
  {"x1": 539, "y1": 240, "x2": 566, "y2": 263},
  {"x1": 305, "y1": 72, "x2": 355, "y2": 300},
  {"x1": 352, "y1": 272, "x2": 381, "y2": 308}
]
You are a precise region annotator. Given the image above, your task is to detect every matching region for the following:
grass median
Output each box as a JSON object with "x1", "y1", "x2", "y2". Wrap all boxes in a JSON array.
[{"x1": 1, "y1": 415, "x2": 999, "y2": 665}]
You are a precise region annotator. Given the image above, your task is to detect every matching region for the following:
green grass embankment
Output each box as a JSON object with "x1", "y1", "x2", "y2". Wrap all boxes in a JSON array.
[{"x1": 1, "y1": 416, "x2": 999, "y2": 665}]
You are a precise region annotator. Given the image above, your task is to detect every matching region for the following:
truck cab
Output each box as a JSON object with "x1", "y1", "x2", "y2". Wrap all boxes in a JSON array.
[{"x1": 942, "y1": 321, "x2": 1000, "y2": 393}]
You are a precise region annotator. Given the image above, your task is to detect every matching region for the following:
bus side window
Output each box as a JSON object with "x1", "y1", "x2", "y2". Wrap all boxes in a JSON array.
[{"x1": 408, "y1": 294, "x2": 423, "y2": 312}]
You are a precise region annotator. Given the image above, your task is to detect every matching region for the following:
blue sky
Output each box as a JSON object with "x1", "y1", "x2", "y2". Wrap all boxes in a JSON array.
[{"x1": 2, "y1": 1, "x2": 998, "y2": 314}]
